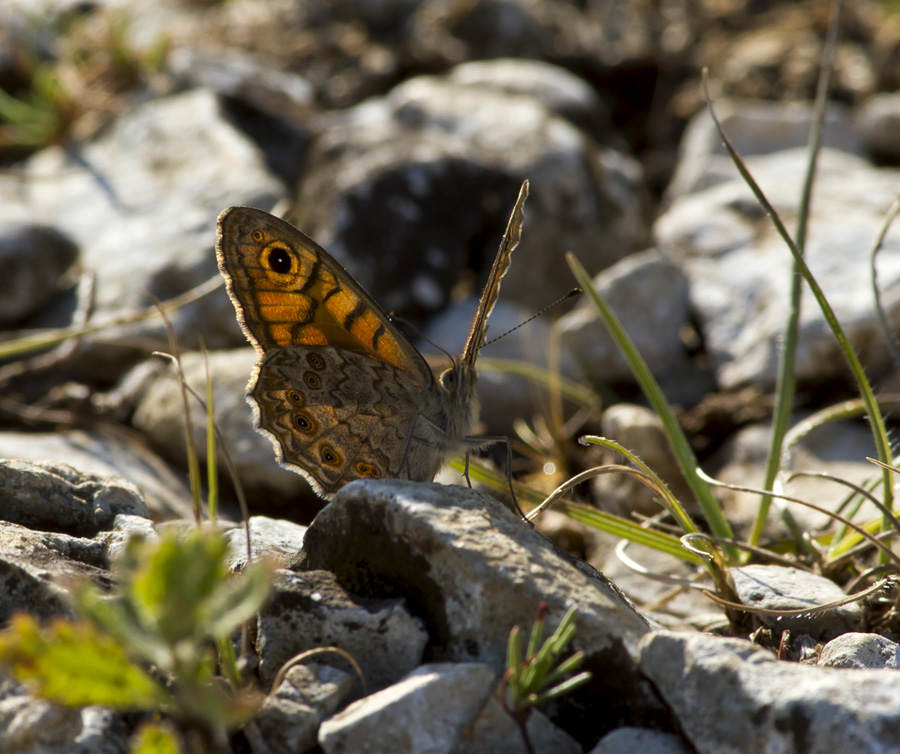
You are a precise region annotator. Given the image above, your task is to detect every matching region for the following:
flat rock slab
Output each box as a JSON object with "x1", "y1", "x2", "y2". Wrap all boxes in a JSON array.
[
  {"x1": 729, "y1": 564, "x2": 862, "y2": 640},
  {"x1": 818, "y1": 632, "x2": 900, "y2": 669},
  {"x1": 640, "y1": 629, "x2": 900, "y2": 754},
  {"x1": 318, "y1": 663, "x2": 496, "y2": 754},
  {"x1": 297, "y1": 480, "x2": 659, "y2": 740},
  {"x1": 256, "y1": 569, "x2": 428, "y2": 692}
]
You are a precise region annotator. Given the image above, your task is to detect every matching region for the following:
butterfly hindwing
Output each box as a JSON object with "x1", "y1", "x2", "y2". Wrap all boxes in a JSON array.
[{"x1": 250, "y1": 345, "x2": 438, "y2": 496}]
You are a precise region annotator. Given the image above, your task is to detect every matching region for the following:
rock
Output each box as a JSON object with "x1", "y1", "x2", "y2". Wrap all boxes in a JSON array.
[
  {"x1": 589, "y1": 727, "x2": 690, "y2": 754},
  {"x1": 640, "y1": 629, "x2": 900, "y2": 754},
  {"x1": 318, "y1": 663, "x2": 496, "y2": 754},
  {"x1": 0, "y1": 223, "x2": 78, "y2": 325},
  {"x1": 856, "y1": 92, "x2": 900, "y2": 162},
  {"x1": 667, "y1": 99, "x2": 863, "y2": 198},
  {"x1": 130, "y1": 349, "x2": 311, "y2": 501},
  {"x1": 297, "y1": 480, "x2": 660, "y2": 743},
  {"x1": 656, "y1": 148, "x2": 900, "y2": 389},
  {"x1": 447, "y1": 59, "x2": 621, "y2": 149},
  {"x1": 0, "y1": 88, "x2": 286, "y2": 377},
  {"x1": 224, "y1": 516, "x2": 307, "y2": 572},
  {"x1": 97, "y1": 515, "x2": 158, "y2": 563},
  {"x1": 729, "y1": 564, "x2": 862, "y2": 641},
  {"x1": 0, "y1": 691, "x2": 83, "y2": 754},
  {"x1": 423, "y1": 298, "x2": 578, "y2": 436},
  {"x1": 254, "y1": 663, "x2": 355, "y2": 754},
  {"x1": 818, "y1": 632, "x2": 900, "y2": 669},
  {"x1": 166, "y1": 47, "x2": 312, "y2": 187},
  {"x1": 452, "y1": 678, "x2": 582, "y2": 754},
  {"x1": 0, "y1": 428, "x2": 193, "y2": 521},
  {"x1": 557, "y1": 249, "x2": 704, "y2": 405},
  {"x1": 168, "y1": 47, "x2": 314, "y2": 120},
  {"x1": 0, "y1": 459, "x2": 149, "y2": 537},
  {"x1": 0, "y1": 687, "x2": 125, "y2": 754},
  {"x1": 0, "y1": 520, "x2": 112, "y2": 622},
  {"x1": 293, "y1": 65, "x2": 649, "y2": 317},
  {"x1": 598, "y1": 541, "x2": 722, "y2": 632},
  {"x1": 60, "y1": 706, "x2": 126, "y2": 754},
  {"x1": 256, "y1": 569, "x2": 428, "y2": 692},
  {"x1": 710, "y1": 417, "x2": 879, "y2": 538}
]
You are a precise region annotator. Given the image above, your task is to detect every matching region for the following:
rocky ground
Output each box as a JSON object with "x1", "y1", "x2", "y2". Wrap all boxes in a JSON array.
[{"x1": 2, "y1": 0, "x2": 900, "y2": 752}]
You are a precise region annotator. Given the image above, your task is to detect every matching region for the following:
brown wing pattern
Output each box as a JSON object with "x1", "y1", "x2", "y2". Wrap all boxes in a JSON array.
[{"x1": 250, "y1": 346, "x2": 436, "y2": 498}]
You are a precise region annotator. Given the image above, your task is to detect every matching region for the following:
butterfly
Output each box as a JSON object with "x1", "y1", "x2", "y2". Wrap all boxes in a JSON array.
[{"x1": 215, "y1": 180, "x2": 528, "y2": 500}]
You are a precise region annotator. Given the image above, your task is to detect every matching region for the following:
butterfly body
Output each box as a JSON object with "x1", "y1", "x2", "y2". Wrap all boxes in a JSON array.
[{"x1": 216, "y1": 182, "x2": 527, "y2": 499}]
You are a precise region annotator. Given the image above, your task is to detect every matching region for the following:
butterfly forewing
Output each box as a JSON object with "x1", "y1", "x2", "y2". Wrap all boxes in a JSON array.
[
  {"x1": 216, "y1": 207, "x2": 433, "y2": 384},
  {"x1": 461, "y1": 180, "x2": 529, "y2": 366}
]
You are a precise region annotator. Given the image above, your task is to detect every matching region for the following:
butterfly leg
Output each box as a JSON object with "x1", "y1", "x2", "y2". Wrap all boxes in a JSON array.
[{"x1": 467, "y1": 435, "x2": 527, "y2": 523}]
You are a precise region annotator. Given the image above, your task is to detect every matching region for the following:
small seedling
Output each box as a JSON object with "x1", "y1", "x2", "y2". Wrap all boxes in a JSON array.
[
  {"x1": 502, "y1": 602, "x2": 591, "y2": 752},
  {"x1": 0, "y1": 528, "x2": 272, "y2": 750}
]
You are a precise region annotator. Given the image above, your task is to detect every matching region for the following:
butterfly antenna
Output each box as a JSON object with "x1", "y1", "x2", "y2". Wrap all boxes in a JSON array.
[
  {"x1": 483, "y1": 288, "x2": 582, "y2": 349},
  {"x1": 389, "y1": 312, "x2": 456, "y2": 362}
]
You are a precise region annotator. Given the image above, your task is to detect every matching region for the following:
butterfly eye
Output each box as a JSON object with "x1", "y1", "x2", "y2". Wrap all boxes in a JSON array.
[
  {"x1": 286, "y1": 390, "x2": 304, "y2": 405},
  {"x1": 303, "y1": 372, "x2": 322, "y2": 389},
  {"x1": 321, "y1": 445, "x2": 341, "y2": 466},
  {"x1": 266, "y1": 246, "x2": 293, "y2": 274},
  {"x1": 294, "y1": 413, "x2": 313, "y2": 432}
]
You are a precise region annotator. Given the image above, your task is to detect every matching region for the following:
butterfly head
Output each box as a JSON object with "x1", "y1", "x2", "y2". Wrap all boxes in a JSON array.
[{"x1": 437, "y1": 360, "x2": 480, "y2": 441}]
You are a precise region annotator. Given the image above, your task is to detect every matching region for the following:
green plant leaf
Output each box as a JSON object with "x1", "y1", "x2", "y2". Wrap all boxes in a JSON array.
[
  {"x1": 203, "y1": 560, "x2": 274, "y2": 641},
  {"x1": 0, "y1": 614, "x2": 170, "y2": 710},
  {"x1": 130, "y1": 722, "x2": 183, "y2": 754},
  {"x1": 127, "y1": 530, "x2": 229, "y2": 645},
  {"x1": 174, "y1": 677, "x2": 262, "y2": 730}
]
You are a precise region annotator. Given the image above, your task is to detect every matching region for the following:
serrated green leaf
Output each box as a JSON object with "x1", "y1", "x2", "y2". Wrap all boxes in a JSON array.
[
  {"x1": 203, "y1": 561, "x2": 273, "y2": 640},
  {"x1": 0, "y1": 614, "x2": 170, "y2": 710},
  {"x1": 73, "y1": 584, "x2": 171, "y2": 670},
  {"x1": 128, "y1": 529, "x2": 229, "y2": 645}
]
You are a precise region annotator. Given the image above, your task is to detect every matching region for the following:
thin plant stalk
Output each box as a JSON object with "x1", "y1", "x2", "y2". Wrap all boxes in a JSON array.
[
  {"x1": 702, "y1": 71, "x2": 895, "y2": 552},
  {"x1": 566, "y1": 253, "x2": 738, "y2": 562},
  {"x1": 203, "y1": 345, "x2": 219, "y2": 524},
  {"x1": 869, "y1": 196, "x2": 900, "y2": 368},
  {"x1": 750, "y1": 0, "x2": 841, "y2": 548}
]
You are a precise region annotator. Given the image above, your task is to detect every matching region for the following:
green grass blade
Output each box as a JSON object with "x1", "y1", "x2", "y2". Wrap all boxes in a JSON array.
[
  {"x1": 558, "y1": 502, "x2": 705, "y2": 565},
  {"x1": 703, "y1": 73, "x2": 895, "y2": 548},
  {"x1": 750, "y1": 0, "x2": 841, "y2": 549},
  {"x1": 478, "y1": 357, "x2": 599, "y2": 408},
  {"x1": 579, "y1": 436, "x2": 698, "y2": 535},
  {"x1": 566, "y1": 253, "x2": 737, "y2": 560}
]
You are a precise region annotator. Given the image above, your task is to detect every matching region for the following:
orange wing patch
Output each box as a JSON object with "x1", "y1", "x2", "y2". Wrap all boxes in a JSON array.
[{"x1": 218, "y1": 207, "x2": 422, "y2": 373}]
